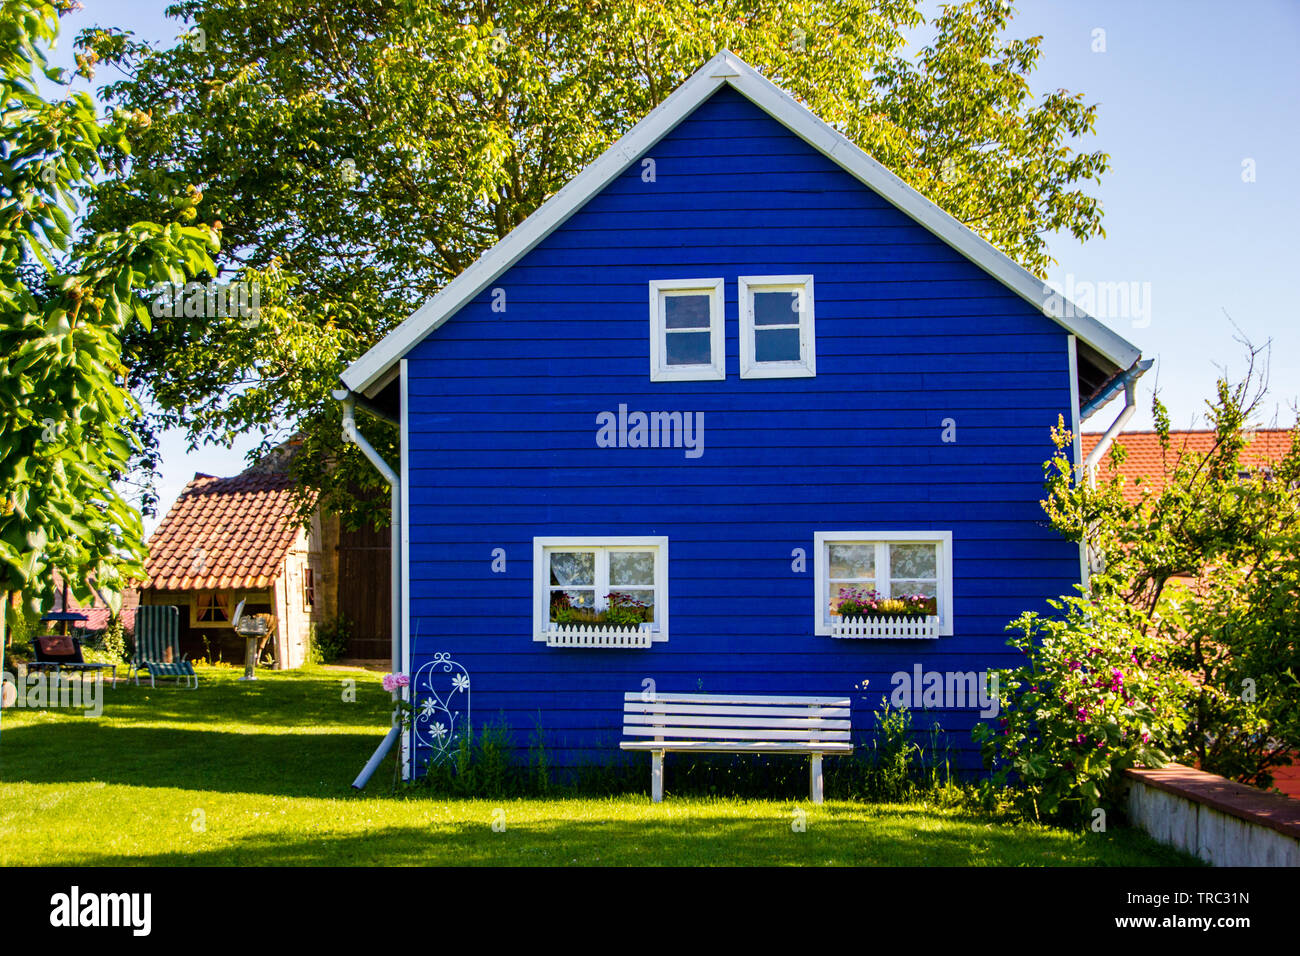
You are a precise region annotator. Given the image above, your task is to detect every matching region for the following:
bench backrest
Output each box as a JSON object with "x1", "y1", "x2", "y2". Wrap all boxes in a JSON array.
[
  {"x1": 623, "y1": 692, "x2": 852, "y2": 747},
  {"x1": 133, "y1": 605, "x2": 181, "y2": 665}
]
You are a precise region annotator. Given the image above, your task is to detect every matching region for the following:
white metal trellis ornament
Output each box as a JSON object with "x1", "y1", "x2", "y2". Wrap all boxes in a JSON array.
[{"x1": 412, "y1": 652, "x2": 471, "y2": 765}]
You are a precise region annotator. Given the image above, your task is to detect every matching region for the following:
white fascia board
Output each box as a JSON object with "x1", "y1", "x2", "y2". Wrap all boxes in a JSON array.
[
  {"x1": 344, "y1": 50, "x2": 1140, "y2": 394},
  {"x1": 723, "y1": 63, "x2": 1141, "y2": 370}
]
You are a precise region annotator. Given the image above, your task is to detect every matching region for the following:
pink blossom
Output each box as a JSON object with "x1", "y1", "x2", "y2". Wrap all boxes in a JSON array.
[{"x1": 382, "y1": 673, "x2": 410, "y2": 692}]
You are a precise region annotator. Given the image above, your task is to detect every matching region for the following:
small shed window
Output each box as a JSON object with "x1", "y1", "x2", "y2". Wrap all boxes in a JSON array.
[
  {"x1": 303, "y1": 568, "x2": 315, "y2": 610},
  {"x1": 533, "y1": 537, "x2": 669, "y2": 643},
  {"x1": 648, "y1": 278, "x2": 725, "y2": 382},
  {"x1": 739, "y1": 275, "x2": 815, "y2": 378},
  {"x1": 196, "y1": 591, "x2": 229, "y2": 623},
  {"x1": 813, "y1": 531, "x2": 953, "y2": 636}
]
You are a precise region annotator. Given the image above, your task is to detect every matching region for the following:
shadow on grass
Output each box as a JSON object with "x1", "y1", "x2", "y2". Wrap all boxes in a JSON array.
[
  {"x1": 0, "y1": 723, "x2": 390, "y2": 798},
  {"x1": 16, "y1": 669, "x2": 394, "y2": 731},
  {"x1": 68, "y1": 802, "x2": 1199, "y2": 867}
]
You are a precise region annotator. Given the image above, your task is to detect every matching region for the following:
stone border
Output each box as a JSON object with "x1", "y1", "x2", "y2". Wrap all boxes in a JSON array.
[{"x1": 1125, "y1": 764, "x2": 1300, "y2": 866}]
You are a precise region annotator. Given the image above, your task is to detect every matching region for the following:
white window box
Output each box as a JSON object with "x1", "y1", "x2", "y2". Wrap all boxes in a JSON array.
[
  {"x1": 544, "y1": 624, "x2": 653, "y2": 649},
  {"x1": 829, "y1": 615, "x2": 940, "y2": 640}
]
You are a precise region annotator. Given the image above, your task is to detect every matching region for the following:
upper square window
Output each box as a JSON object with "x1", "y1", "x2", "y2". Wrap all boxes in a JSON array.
[
  {"x1": 648, "y1": 278, "x2": 725, "y2": 382},
  {"x1": 739, "y1": 275, "x2": 816, "y2": 378}
]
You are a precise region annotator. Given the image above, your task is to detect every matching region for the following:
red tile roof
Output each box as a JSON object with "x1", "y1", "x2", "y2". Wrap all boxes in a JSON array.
[
  {"x1": 75, "y1": 607, "x2": 137, "y2": 635},
  {"x1": 143, "y1": 469, "x2": 306, "y2": 591},
  {"x1": 1082, "y1": 429, "x2": 1297, "y2": 502}
]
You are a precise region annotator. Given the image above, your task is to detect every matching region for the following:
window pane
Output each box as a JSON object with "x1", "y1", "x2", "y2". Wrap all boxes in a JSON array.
[
  {"x1": 665, "y1": 330, "x2": 712, "y2": 366},
  {"x1": 754, "y1": 290, "x2": 800, "y2": 326},
  {"x1": 551, "y1": 588, "x2": 595, "y2": 609},
  {"x1": 549, "y1": 551, "x2": 594, "y2": 587},
  {"x1": 612, "y1": 588, "x2": 655, "y2": 622},
  {"x1": 610, "y1": 551, "x2": 654, "y2": 586},
  {"x1": 754, "y1": 327, "x2": 801, "y2": 362},
  {"x1": 890, "y1": 543, "x2": 937, "y2": 578},
  {"x1": 829, "y1": 544, "x2": 874, "y2": 578},
  {"x1": 830, "y1": 582, "x2": 874, "y2": 609},
  {"x1": 664, "y1": 294, "x2": 710, "y2": 329},
  {"x1": 890, "y1": 580, "x2": 937, "y2": 599}
]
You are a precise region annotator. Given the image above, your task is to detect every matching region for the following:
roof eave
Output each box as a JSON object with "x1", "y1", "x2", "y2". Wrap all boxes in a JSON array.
[{"x1": 342, "y1": 50, "x2": 1142, "y2": 395}]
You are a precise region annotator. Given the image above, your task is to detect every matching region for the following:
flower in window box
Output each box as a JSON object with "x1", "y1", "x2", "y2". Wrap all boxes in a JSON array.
[{"x1": 832, "y1": 587, "x2": 935, "y2": 620}]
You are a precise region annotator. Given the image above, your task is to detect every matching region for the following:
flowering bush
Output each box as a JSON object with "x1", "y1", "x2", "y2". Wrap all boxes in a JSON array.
[
  {"x1": 831, "y1": 587, "x2": 936, "y2": 618},
  {"x1": 973, "y1": 582, "x2": 1190, "y2": 821}
]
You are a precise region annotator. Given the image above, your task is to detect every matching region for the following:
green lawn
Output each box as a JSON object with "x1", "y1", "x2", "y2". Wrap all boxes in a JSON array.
[{"x1": 0, "y1": 664, "x2": 1198, "y2": 866}]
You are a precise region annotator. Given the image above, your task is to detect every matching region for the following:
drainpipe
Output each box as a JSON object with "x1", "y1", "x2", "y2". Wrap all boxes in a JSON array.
[
  {"x1": 1081, "y1": 360, "x2": 1153, "y2": 487},
  {"x1": 334, "y1": 387, "x2": 403, "y2": 789}
]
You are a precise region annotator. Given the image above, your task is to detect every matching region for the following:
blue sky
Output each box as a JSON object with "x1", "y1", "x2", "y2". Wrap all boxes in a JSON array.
[{"x1": 41, "y1": 1, "x2": 1300, "y2": 535}]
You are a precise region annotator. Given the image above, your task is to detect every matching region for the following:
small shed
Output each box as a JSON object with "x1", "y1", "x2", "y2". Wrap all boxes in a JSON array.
[{"x1": 138, "y1": 465, "x2": 334, "y2": 669}]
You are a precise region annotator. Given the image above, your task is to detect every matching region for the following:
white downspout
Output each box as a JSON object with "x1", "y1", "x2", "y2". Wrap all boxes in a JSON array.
[
  {"x1": 335, "y1": 388, "x2": 404, "y2": 789},
  {"x1": 1083, "y1": 379, "x2": 1138, "y2": 488},
  {"x1": 1081, "y1": 360, "x2": 1152, "y2": 487}
]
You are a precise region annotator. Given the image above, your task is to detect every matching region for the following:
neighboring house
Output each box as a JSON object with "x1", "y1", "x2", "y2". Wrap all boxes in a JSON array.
[
  {"x1": 1082, "y1": 428, "x2": 1300, "y2": 798},
  {"x1": 338, "y1": 51, "x2": 1148, "y2": 777},
  {"x1": 1081, "y1": 429, "x2": 1296, "y2": 502},
  {"x1": 48, "y1": 572, "x2": 138, "y2": 637},
  {"x1": 138, "y1": 461, "x2": 336, "y2": 669}
]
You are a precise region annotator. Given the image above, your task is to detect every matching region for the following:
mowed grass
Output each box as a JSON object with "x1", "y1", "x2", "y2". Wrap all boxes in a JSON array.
[{"x1": 0, "y1": 665, "x2": 1198, "y2": 866}]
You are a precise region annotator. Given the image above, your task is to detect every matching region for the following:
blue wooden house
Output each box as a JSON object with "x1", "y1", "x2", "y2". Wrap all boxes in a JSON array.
[{"x1": 339, "y1": 51, "x2": 1147, "y2": 781}]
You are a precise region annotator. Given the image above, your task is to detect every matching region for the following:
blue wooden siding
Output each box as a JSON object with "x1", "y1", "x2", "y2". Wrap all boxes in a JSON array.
[{"x1": 402, "y1": 87, "x2": 1078, "y2": 773}]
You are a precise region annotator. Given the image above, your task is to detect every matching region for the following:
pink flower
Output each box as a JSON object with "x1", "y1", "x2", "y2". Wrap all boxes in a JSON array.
[{"x1": 382, "y1": 673, "x2": 410, "y2": 692}]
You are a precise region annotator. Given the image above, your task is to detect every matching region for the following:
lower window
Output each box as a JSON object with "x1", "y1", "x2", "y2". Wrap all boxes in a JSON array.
[
  {"x1": 813, "y1": 531, "x2": 953, "y2": 636},
  {"x1": 532, "y1": 537, "x2": 668, "y2": 643}
]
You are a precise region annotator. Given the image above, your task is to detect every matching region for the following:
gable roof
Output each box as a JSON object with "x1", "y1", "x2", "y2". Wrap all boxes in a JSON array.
[
  {"x1": 1081, "y1": 429, "x2": 1297, "y2": 502},
  {"x1": 342, "y1": 50, "x2": 1142, "y2": 398},
  {"x1": 142, "y1": 468, "x2": 305, "y2": 591}
]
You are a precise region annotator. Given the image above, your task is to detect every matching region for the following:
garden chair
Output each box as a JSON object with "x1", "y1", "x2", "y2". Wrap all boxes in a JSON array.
[
  {"x1": 131, "y1": 605, "x2": 197, "y2": 689},
  {"x1": 29, "y1": 633, "x2": 118, "y2": 688}
]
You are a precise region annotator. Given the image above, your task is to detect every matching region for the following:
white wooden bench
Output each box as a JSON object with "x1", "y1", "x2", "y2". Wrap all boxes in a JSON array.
[{"x1": 620, "y1": 692, "x2": 853, "y2": 803}]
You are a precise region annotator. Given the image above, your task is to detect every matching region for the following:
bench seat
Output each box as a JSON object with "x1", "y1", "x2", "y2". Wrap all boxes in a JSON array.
[{"x1": 620, "y1": 692, "x2": 853, "y2": 802}]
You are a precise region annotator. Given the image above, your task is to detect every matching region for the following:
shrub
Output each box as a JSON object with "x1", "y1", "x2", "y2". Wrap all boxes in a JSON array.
[
  {"x1": 94, "y1": 617, "x2": 128, "y2": 664},
  {"x1": 974, "y1": 583, "x2": 1190, "y2": 822},
  {"x1": 309, "y1": 616, "x2": 351, "y2": 664}
]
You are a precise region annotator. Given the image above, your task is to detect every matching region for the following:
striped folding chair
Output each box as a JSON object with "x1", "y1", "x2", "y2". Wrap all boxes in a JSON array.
[{"x1": 131, "y1": 606, "x2": 197, "y2": 689}]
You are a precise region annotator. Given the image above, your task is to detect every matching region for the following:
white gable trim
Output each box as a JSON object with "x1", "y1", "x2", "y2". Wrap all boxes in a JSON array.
[{"x1": 343, "y1": 50, "x2": 1140, "y2": 396}]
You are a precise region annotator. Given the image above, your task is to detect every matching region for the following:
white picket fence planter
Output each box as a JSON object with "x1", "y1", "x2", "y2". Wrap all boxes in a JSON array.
[
  {"x1": 830, "y1": 615, "x2": 940, "y2": 640},
  {"x1": 544, "y1": 624, "x2": 652, "y2": 648}
]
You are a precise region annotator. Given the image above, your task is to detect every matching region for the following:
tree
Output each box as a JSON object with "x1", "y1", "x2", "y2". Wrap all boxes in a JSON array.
[
  {"x1": 1006, "y1": 344, "x2": 1300, "y2": 792},
  {"x1": 0, "y1": 0, "x2": 217, "y2": 674},
  {"x1": 78, "y1": 0, "x2": 1110, "y2": 526}
]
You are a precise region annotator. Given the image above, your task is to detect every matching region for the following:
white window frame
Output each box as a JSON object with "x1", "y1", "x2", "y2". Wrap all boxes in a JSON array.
[
  {"x1": 648, "y1": 278, "x2": 725, "y2": 382},
  {"x1": 533, "y1": 536, "x2": 669, "y2": 642},
  {"x1": 738, "y1": 274, "x2": 816, "y2": 378},
  {"x1": 813, "y1": 531, "x2": 953, "y2": 636}
]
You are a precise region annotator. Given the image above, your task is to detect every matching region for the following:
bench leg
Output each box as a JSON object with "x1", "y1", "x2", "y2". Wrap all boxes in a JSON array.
[
  {"x1": 651, "y1": 751, "x2": 664, "y2": 803},
  {"x1": 810, "y1": 753, "x2": 824, "y2": 804}
]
